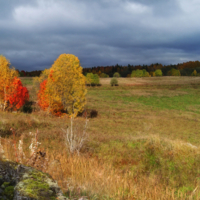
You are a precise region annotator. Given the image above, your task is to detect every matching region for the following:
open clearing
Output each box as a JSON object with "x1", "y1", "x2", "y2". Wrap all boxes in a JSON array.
[
  {"x1": 1, "y1": 76, "x2": 200, "y2": 199},
  {"x1": 100, "y1": 76, "x2": 200, "y2": 86}
]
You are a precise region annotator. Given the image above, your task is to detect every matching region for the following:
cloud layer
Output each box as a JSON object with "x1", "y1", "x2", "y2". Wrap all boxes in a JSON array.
[{"x1": 1, "y1": 0, "x2": 200, "y2": 70}]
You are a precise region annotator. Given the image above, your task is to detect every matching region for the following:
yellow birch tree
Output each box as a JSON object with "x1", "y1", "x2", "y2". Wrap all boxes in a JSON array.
[{"x1": 38, "y1": 54, "x2": 87, "y2": 116}]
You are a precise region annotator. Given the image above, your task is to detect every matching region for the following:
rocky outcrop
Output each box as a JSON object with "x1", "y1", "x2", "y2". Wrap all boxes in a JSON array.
[{"x1": 0, "y1": 160, "x2": 67, "y2": 200}]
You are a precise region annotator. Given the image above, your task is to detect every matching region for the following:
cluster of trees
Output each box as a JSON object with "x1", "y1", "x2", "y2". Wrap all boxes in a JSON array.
[
  {"x1": 130, "y1": 69, "x2": 163, "y2": 77},
  {"x1": 167, "y1": 68, "x2": 181, "y2": 76},
  {"x1": 2, "y1": 54, "x2": 200, "y2": 117},
  {"x1": 82, "y1": 61, "x2": 200, "y2": 77},
  {"x1": 0, "y1": 54, "x2": 86, "y2": 117},
  {"x1": 18, "y1": 70, "x2": 42, "y2": 77},
  {"x1": 35, "y1": 54, "x2": 86, "y2": 116},
  {"x1": 131, "y1": 69, "x2": 150, "y2": 77},
  {"x1": 0, "y1": 56, "x2": 29, "y2": 111},
  {"x1": 17, "y1": 60, "x2": 200, "y2": 78}
]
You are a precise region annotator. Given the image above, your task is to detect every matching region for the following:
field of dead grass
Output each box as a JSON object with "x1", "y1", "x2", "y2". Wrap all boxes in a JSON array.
[
  {"x1": 100, "y1": 76, "x2": 200, "y2": 86},
  {"x1": 0, "y1": 76, "x2": 200, "y2": 199}
]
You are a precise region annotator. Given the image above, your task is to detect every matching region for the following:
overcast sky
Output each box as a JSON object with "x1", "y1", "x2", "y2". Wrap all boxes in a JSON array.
[{"x1": 1, "y1": 0, "x2": 200, "y2": 71}]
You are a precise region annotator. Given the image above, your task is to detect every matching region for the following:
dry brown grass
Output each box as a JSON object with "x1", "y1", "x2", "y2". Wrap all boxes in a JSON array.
[
  {"x1": 1, "y1": 131, "x2": 200, "y2": 199},
  {"x1": 0, "y1": 76, "x2": 199, "y2": 199},
  {"x1": 100, "y1": 76, "x2": 200, "y2": 86}
]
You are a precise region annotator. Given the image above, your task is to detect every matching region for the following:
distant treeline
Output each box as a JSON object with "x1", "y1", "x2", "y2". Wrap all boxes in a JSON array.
[
  {"x1": 18, "y1": 60, "x2": 200, "y2": 77},
  {"x1": 17, "y1": 70, "x2": 42, "y2": 77},
  {"x1": 83, "y1": 61, "x2": 200, "y2": 77}
]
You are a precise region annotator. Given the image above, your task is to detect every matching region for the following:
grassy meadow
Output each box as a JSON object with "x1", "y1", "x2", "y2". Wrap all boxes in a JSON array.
[{"x1": 1, "y1": 76, "x2": 200, "y2": 199}]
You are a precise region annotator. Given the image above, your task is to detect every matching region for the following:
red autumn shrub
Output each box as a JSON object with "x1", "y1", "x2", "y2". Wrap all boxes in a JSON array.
[{"x1": 7, "y1": 77, "x2": 29, "y2": 110}]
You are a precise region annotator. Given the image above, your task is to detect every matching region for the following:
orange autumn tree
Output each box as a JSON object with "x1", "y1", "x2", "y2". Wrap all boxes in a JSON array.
[
  {"x1": 37, "y1": 54, "x2": 87, "y2": 116},
  {"x1": 37, "y1": 80, "x2": 49, "y2": 111},
  {"x1": 37, "y1": 79, "x2": 63, "y2": 116},
  {"x1": 0, "y1": 55, "x2": 29, "y2": 111}
]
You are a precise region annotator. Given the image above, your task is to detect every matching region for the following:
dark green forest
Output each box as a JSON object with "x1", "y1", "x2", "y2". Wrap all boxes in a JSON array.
[{"x1": 18, "y1": 60, "x2": 200, "y2": 77}]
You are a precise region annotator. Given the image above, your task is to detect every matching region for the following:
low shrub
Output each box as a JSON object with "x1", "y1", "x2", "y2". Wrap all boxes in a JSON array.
[
  {"x1": 80, "y1": 109, "x2": 98, "y2": 118},
  {"x1": 150, "y1": 72, "x2": 156, "y2": 77},
  {"x1": 86, "y1": 73, "x2": 93, "y2": 85},
  {"x1": 142, "y1": 69, "x2": 150, "y2": 77},
  {"x1": 167, "y1": 68, "x2": 181, "y2": 76},
  {"x1": 131, "y1": 69, "x2": 143, "y2": 77},
  {"x1": 191, "y1": 70, "x2": 197, "y2": 76},
  {"x1": 20, "y1": 101, "x2": 33, "y2": 113},
  {"x1": 131, "y1": 69, "x2": 149, "y2": 77},
  {"x1": 90, "y1": 109, "x2": 98, "y2": 118},
  {"x1": 93, "y1": 74, "x2": 100, "y2": 85},
  {"x1": 100, "y1": 73, "x2": 109, "y2": 78},
  {"x1": 113, "y1": 72, "x2": 120, "y2": 78},
  {"x1": 155, "y1": 69, "x2": 163, "y2": 76},
  {"x1": 86, "y1": 73, "x2": 100, "y2": 86},
  {"x1": 110, "y1": 78, "x2": 118, "y2": 86}
]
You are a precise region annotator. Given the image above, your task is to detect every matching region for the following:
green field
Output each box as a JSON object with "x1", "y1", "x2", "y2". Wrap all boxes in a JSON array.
[{"x1": 1, "y1": 76, "x2": 200, "y2": 199}]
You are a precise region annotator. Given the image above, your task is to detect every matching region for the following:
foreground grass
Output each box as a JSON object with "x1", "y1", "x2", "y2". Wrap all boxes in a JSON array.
[{"x1": 0, "y1": 77, "x2": 200, "y2": 199}]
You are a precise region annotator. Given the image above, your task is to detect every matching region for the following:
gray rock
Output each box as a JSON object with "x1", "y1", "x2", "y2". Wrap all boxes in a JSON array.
[
  {"x1": 0, "y1": 160, "x2": 68, "y2": 200},
  {"x1": 0, "y1": 187, "x2": 4, "y2": 193}
]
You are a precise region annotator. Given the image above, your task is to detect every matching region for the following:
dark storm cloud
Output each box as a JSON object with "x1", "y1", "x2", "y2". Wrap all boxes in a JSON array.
[{"x1": 0, "y1": 0, "x2": 200, "y2": 71}]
